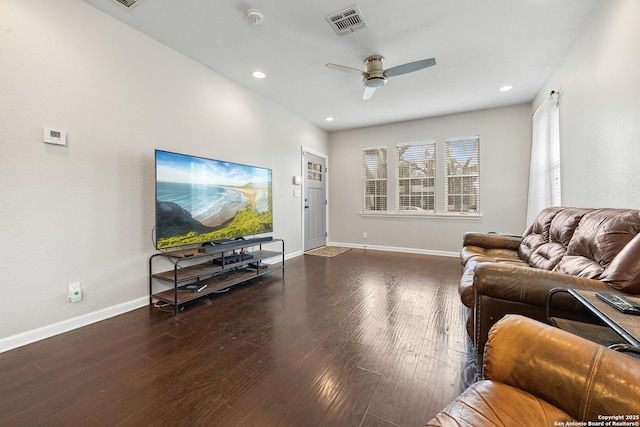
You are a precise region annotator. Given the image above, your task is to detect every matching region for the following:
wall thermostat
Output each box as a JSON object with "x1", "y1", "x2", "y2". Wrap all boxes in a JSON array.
[
  {"x1": 293, "y1": 176, "x2": 302, "y2": 185},
  {"x1": 43, "y1": 128, "x2": 67, "y2": 146}
]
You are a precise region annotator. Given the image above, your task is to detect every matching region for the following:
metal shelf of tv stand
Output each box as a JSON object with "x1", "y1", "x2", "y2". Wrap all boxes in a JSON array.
[{"x1": 149, "y1": 238, "x2": 284, "y2": 315}]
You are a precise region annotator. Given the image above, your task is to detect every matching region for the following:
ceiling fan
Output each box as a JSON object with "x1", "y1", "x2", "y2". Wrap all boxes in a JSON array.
[{"x1": 325, "y1": 55, "x2": 436, "y2": 100}]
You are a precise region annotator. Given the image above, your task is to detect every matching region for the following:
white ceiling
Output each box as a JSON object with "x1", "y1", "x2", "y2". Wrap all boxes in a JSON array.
[{"x1": 82, "y1": 0, "x2": 600, "y2": 131}]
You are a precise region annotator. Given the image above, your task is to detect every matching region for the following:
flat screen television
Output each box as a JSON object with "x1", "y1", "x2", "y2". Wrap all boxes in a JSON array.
[{"x1": 155, "y1": 150, "x2": 273, "y2": 250}]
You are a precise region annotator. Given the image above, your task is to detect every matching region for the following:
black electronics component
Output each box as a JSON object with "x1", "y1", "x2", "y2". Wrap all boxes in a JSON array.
[
  {"x1": 180, "y1": 283, "x2": 207, "y2": 293},
  {"x1": 212, "y1": 253, "x2": 254, "y2": 266},
  {"x1": 197, "y1": 236, "x2": 273, "y2": 253},
  {"x1": 248, "y1": 261, "x2": 269, "y2": 270}
]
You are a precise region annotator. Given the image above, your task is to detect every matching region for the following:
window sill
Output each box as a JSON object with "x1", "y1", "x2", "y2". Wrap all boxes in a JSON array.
[{"x1": 360, "y1": 212, "x2": 482, "y2": 219}]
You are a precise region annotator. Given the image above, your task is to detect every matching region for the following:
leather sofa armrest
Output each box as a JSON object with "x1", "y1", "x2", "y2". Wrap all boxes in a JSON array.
[
  {"x1": 474, "y1": 262, "x2": 611, "y2": 307},
  {"x1": 484, "y1": 315, "x2": 640, "y2": 420},
  {"x1": 462, "y1": 232, "x2": 522, "y2": 250}
]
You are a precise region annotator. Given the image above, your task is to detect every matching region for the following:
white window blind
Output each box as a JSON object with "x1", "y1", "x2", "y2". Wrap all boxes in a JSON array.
[
  {"x1": 362, "y1": 147, "x2": 388, "y2": 212},
  {"x1": 395, "y1": 142, "x2": 436, "y2": 213},
  {"x1": 445, "y1": 137, "x2": 480, "y2": 214}
]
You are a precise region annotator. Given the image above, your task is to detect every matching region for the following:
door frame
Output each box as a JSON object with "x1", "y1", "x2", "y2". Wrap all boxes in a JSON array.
[{"x1": 301, "y1": 147, "x2": 329, "y2": 252}]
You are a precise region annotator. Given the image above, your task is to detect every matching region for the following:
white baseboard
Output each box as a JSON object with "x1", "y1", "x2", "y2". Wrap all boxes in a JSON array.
[
  {"x1": 328, "y1": 241, "x2": 459, "y2": 258},
  {"x1": 0, "y1": 297, "x2": 148, "y2": 353},
  {"x1": 285, "y1": 250, "x2": 303, "y2": 260},
  {"x1": 1, "y1": 246, "x2": 454, "y2": 353}
]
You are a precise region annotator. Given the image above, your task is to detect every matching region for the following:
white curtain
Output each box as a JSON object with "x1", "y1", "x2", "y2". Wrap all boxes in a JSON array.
[{"x1": 527, "y1": 92, "x2": 561, "y2": 224}]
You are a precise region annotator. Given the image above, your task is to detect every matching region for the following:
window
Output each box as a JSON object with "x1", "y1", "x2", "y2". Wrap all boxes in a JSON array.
[
  {"x1": 445, "y1": 137, "x2": 480, "y2": 213},
  {"x1": 362, "y1": 147, "x2": 388, "y2": 212},
  {"x1": 395, "y1": 142, "x2": 435, "y2": 213},
  {"x1": 307, "y1": 160, "x2": 323, "y2": 182},
  {"x1": 527, "y1": 93, "x2": 560, "y2": 224},
  {"x1": 362, "y1": 137, "x2": 480, "y2": 216}
]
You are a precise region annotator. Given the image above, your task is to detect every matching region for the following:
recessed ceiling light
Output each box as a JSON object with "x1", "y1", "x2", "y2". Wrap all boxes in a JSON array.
[
  {"x1": 252, "y1": 71, "x2": 266, "y2": 79},
  {"x1": 499, "y1": 85, "x2": 513, "y2": 92},
  {"x1": 325, "y1": 117, "x2": 334, "y2": 122}
]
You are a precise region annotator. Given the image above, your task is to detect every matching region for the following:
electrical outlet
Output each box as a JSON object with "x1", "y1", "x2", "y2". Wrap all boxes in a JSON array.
[
  {"x1": 68, "y1": 282, "x2": 82, "y2": 303},
  {"x1": 363, "y1": 232, "x2": 368, "y2": 239}
]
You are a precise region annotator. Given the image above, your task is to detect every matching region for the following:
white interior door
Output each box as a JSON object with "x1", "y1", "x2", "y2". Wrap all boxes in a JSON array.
[{"x1": 303, "y1": 152, "x2": 327, "y2": 251}]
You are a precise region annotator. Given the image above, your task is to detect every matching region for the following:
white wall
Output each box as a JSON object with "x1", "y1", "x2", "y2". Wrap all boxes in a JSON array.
[
  {"x1": 532, "y1": 0, "x2": 640, "y2": 209},
  {"x1": 329, "y1": 104, "x2": 532, "y2": 254},
  {"x1": 0, "y1": 0, "x2": 328, "y2": 348},
  {"x1": 4, "y1": 0, "x2": 635, "y2": 350}
]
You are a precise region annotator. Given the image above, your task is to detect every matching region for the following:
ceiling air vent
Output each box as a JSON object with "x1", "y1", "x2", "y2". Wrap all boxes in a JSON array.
[
  {"x1": 108, "y1": 0, "x2": 147, "y2": 9},
  {"x1": 326, "y1": 5, "x2": 368, "y2": 36}
]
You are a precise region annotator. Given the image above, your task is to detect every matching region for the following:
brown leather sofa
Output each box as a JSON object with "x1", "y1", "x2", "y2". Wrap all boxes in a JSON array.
[
  {"x1": 460, "y1": 207, "x2": 640, "y2": 367},
  {"x1": 426, "y1": 314, "x2": 640, "y2": 426}
]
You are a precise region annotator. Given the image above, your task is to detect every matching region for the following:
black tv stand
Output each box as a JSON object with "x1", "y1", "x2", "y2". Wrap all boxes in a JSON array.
[
  {"x1": 212, "y1": 239, "x2": 233, "y2": 244},
  {"x1": 149, "y1": 237, "x2": 284, "y2": 315}
]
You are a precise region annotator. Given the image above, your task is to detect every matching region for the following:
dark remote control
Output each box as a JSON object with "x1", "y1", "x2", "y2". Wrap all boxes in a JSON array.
[{"x1": 596, "y1": 292, "x2": 640, "y2": 316}]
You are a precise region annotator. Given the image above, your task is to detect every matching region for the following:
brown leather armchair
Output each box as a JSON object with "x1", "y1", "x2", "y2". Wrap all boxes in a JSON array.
[{"x1": 426, "y1": 315, "x2": 640, "y2": 426}]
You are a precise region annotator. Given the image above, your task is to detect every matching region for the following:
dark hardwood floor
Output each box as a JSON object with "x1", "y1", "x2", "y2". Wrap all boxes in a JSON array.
[{"x1": 0, "y1": 249, "x2": 471, "y2": 426}]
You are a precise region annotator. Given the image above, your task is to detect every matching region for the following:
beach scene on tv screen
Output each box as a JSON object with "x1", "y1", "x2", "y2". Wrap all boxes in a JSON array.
[{"x1": 155, "y1": 151, "x2": 273, "y2": 249}]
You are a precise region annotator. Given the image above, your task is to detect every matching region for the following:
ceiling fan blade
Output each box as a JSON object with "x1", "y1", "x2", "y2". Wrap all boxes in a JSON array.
[
  {"x1": 385, "y1": 58, "x2": 436, "y2": 77},
  {"x1": 325, "y1": 63, "x2": 367, "y2": 76},
  {"x1": 363, "y1": 85, "x2": 377, "y2": 100}
]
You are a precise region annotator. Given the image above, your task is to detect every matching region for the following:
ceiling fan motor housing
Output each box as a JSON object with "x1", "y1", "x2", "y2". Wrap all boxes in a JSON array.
[{"x1": 364, "y1": 55, "x2": 387, "y2": 87}]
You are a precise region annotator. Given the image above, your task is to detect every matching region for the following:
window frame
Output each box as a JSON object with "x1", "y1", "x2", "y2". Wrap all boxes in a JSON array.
[
  {"x1": 395, "y1": 141, "x2": 436, "y2": 214},
  {"x1": 444, "y1": 137, "x2": 480, "y2": 215},
  {"x1": 361, "y1": 137, "x2": 481, "y2": 218},
  {"x1": 362, "y1": 147, "x2": 388, "y2": 213}
]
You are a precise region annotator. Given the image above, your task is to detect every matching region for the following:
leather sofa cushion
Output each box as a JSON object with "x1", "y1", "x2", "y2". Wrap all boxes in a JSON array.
[
  {"x1": 527, "y1": 207, "x2": 590, "y2": 270},
  {"x1": 517, "y1": 206, "x2": 564, "y2": 262},
  {"x1": 552, "y1": 255, "x2": 605, "y2": 279},
  {"x1": 460, "y1": 232, "x2": 522, "y2": 266},
  {"x1": 424, "y1": 380, "x2": 573, "y2": 427},
  {"x1": 459, "y1": 247, "x2": 521, "y2": 267},
  {"x1": 601, "y1": 232, "x2": 640, "y2": 292},
  {"x1": 526, "y1": 242, "x2": 566, "y2": 270},
  {"x1": 554, "y1": 209, "x2": 640, "y2": 281},
  {"x1": 548, "y1": 207, "x2": 588, "y2": 246},
  {"x1": 517, "y1": 233, "x2": 545, "y2": 264}
]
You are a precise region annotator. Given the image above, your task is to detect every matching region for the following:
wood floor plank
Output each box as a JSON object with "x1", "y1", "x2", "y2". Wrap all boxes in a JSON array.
[
  {"x1": 0, "y1": 249, "x2": 469, "y2": 426},
  {"x1": 361, "y1": 413, "x2": 401, "y2": 427},
  {"x1": 318, "y1": 366, "x2": 381, "y2": 426},
  {"x1": 1, "y1": 355, "x2": 149, "y2": 424}
]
